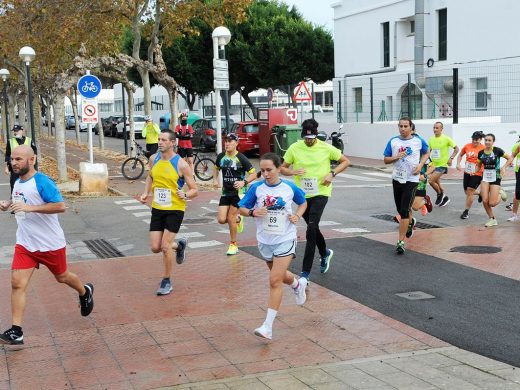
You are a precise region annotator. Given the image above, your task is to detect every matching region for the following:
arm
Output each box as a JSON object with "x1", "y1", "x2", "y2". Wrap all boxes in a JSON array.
[
  {"x1": 140, "y1": 174, "x2": 153, "y2": 203},
  {"x1": 288, "y1": 201, "x2": 307, "y2": 224},
  {"x1": 384, "y1": 152, "x2": 406, "y2": 165},
  {"x1": 245, "y1": 170, "x2": 258, "y2": 184},
  {"x1": 280, "y1": 161, "x2": 305, "y2": 176},
  {"x1": 456, "y1": 148, "x2": 466, "y2": 172},
  {"x1": 413, "y1": 151, "x2": 430, "y2": 175},
  {"x1": 0, "y1": 200, "x2": 12, "y2": 211},
  {"x1": 322, "y1": 155, "x2": 350, "y2": 186},
  {"x1": 213, "y1": 165, "x2": 220, "y2": 188},
  {"x1": 448, "y1": 145, "x2": 460, "y2": 166},
  {"x1": 501, "y1": 153, "x2": 513, "y2": 177},
  {"x1": 177, "y1": 159, "x2": 198, "y2": 200},
  {"x1": 10, "y1": 201, "x2": 66, "y2": 214}
]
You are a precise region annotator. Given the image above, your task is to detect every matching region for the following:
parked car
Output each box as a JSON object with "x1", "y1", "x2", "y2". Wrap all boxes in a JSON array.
[
  {"x1": 192, "y1": 117, "x2": 235, "y2": 151},
  {"x1": 102, "y1": 116, "x2": 123, "y2": 137},
  {"x1": 65, "y1": 115, "x2": 88, "y2": 131},
  {"x1": 229, "y1": 121, "x2": 259, "y2": 155},
  {"x1": 159, "y1": 112, "x2": 200, "y2": 130},
  {"x1": 116, "y1": 115, "x2": 147, "y2": 138}
]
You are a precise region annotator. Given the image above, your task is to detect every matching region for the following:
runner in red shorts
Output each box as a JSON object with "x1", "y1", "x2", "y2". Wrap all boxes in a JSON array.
[{"x1": 0, "y1": 145, "x2": 94, "y2": 345}]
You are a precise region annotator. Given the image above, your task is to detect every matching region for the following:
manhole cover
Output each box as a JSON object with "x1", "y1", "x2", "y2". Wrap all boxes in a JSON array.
[
  {"x1": 450, "y1": 246, "x2": 501, "y2": 254},
  {"x1": 372, "y1": 214, "x2": 443, "y2": 229},
  {"x1": 84, "y1": 239, "x2": 124, "y2": 259},
  {"x1": 183, "y1": 217, "x2": 214, "y2": 225},
  {"x1": 395, "y1": 291, "x2": 436, "y2": 300}
]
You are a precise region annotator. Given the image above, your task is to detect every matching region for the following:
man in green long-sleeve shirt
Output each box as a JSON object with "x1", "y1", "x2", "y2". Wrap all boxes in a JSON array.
[{"x1": 141, "y1": 115, "x2": 160, "y2": 156}]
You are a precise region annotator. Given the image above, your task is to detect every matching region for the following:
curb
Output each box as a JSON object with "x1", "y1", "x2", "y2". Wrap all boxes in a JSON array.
[{"x1": 350, "y1": 163, "x2": 391, "y2": 173}]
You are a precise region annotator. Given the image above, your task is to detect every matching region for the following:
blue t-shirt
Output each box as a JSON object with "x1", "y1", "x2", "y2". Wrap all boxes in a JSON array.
[
  {"x1": 239, "y1": 179, "x2": 306, "y2": 245},
  {"x1": 384, "y1": 135, "x2": 429, "y2": 183}
]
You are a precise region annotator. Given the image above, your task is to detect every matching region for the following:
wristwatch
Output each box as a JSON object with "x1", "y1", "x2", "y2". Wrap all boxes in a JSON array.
[
  {"x1": 249, "y1": 209, "x2": 255, "y2": 217},
  {"x1": 330, "y1": 170, "x2": 336, "y2": 178}
]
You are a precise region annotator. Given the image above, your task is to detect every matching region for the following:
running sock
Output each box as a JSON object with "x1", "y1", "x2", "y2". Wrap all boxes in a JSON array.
[
  {"x1": 291, "y1": 277, "x2": 299, "y2": 289},
  {"x1": 11, "y1": 325, "x2": 22, "y2": 335},
  {"x1": 264, "y1": 308, "x2": 278, "y2": 329},
  {"x1": 162, "y1": 277, "x2": 170, "y2": 283}
]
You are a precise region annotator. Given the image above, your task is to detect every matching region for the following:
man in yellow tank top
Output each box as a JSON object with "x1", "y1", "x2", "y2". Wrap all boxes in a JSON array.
[{"x1": 140, "y1": 130, "x2": 198, "y2": 295}]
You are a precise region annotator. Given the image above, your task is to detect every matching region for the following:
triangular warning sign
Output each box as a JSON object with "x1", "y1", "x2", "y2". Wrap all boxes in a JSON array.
[{"x1": 293, "y1": 81, "x2": 313, "y2": 102}]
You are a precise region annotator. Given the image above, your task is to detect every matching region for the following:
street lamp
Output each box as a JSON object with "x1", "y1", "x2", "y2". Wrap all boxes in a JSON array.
[
  {"x1": 0, "y1": 68, "x2": 9, "y2": 136},
  {"x1": 19, "y1": 46, "x2": 36, "y2": 142},
  {"x1": 212, "y1": 26, "x2": 231, "y2": 154}
]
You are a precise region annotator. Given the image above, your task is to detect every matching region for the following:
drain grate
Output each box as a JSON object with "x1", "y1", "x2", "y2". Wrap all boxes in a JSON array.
[
  {"x1": 395, "y1": 291, "x2": 436, "y2": 300},
  {"x1": 450, "y1": 246, "x2": 502, "y2": 254},
  {"x1": 183, "y1": 217, "x2": 214, "y2": 225},
  {"x1": 84, "y1": 239, "x2": 125, "y2": 259},
  {"x1": 371, "y1": 214, "x2": 443, "y2": 229}
]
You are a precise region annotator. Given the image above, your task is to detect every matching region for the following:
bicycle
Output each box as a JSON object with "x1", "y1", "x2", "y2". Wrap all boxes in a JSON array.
[
  {"x1": 121, "y1": 141, "x2": 151, "y2": 180},
  {"x1": 192, "y1": 148, "x2": 216, "y2": 181}
]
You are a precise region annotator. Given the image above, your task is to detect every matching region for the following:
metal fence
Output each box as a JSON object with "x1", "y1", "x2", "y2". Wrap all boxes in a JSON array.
[{"x1": 335, "y1": 62, "x2": 520, "y2": 124}]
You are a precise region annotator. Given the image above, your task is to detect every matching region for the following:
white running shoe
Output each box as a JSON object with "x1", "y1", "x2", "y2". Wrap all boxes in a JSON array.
[
  {"x1": 500, "y1": 189, "x2": 508, "y2": 202},
  {"x1": 507, "y1": 214, "x2": 518, "y2": 222},
  {"x1": 254, "y1": 324, "x2": 272, "y2": 340},
  {"x1": 293, "y1": 277, "x2": 308, "y2": 305},
  {"x1": 485, "y1": 218, "x2": 498, "y2": 227}
]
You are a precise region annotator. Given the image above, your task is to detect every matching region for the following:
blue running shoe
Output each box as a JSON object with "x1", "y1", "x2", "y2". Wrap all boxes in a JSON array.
[
  {"x1": 156, "y1": 279, "x2": 173, "y2": 296},
  {"x1": 320, "y1": 249, "x2": 334, "y2": 274}
]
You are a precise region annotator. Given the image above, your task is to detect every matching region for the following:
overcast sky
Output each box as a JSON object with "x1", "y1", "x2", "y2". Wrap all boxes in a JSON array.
[{"x1": 282, "y1": 0, "x2": 335, "y2": 33}]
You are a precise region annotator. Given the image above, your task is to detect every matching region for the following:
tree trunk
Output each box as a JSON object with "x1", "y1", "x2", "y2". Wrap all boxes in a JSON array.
[
  {"x1": 1, "y1": 105, "x2": 7, "y2": 142},
  {"x1": 8, "y1": 91, "x2": 16, "y2": 132},
  {"x1": 187, "y1": 92, "x2": 196, "y2": 111},
  {"x1": 68, "y1": 91, "x2": 81, "y2": 144},
  {"x1": 138, "y1": 68, "x2": 152, "y2": 116},
  {"x1": 168, "y1": 89, "x2": 178, "y2": 130},
  {"x1": 242, "y1": 91, "x2": 257, "y2": 118},
  {"x1": 97, "y1": 115, "x2": 104, "y2": 149},
  {"x1": 54, "y1": 92, "x2": 68, "y2": 182},
  {"x1": 33, "y1": 97, "x2": 42, "y2": 140},
  {"x1": 17, "y1": 94, "x2": 26, "y2": 128},
  {"x1": 125, "y1": 85, "x2": 136, "y2": 157}
]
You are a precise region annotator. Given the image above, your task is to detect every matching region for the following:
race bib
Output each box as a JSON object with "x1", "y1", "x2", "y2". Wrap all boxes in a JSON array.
[
  {"x1": 262, "y1": 209, "x2": 287, "y2": 235},
  {"x1": 483, "y1": 169, "x2": 497, "y2": 183},
  {"x1": 465, "y1": 162, "x2": 476, "y2": 175},
  {"x1": 154, "y1": 188, "x2": 172, "y2": 207},
  {"x1": 392, "y1": 166, "x2": 407, "y2": 184},
  {"x1": 431, "y1": 149, "x2": 441, "y2": 159},
  {"x1": 301, "y1": 177, "x2": 319, "y2": 195}
]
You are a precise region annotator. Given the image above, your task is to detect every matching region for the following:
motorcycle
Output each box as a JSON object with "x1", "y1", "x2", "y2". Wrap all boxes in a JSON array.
[{"x1": 317, "y1": 124, "x2": 345, "y2": 153}]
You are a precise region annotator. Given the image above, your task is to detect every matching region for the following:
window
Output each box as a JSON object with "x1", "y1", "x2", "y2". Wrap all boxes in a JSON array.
[
  {"x1": 354, "y1": 88, "x2": 362, "y2": 113},
  {"x1": 315, "y1": 92, "x2": 324, "y2": 106},
  {"x1": 325, "y1": 91, "x2": 333, "y2": 107},
  {"x1": 98, "y1": 102, "x2": 113, "y2": 113},
  {"x1": 438, "y1": 8, "x2": 447, "y2": 61},
  {"x1": 475, "y1": 77, "x2": 488, "y2": 110},
  {"x1": 382, "y1": 22, "x2": 390, "y2": 67},
  {"x1": 410, "y1": 20, "x2": 415, "y2": 34}
]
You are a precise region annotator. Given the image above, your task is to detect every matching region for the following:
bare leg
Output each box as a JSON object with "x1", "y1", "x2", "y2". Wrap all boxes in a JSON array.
[
  {"x1": 429, "y1": 171, "x2": 444, "y2": 195},
  {"x1": 481, "y1": 182, "x2": 494, "y2": 218},
  {"x1": 54, "y1": 271, "x2": 86, "y2": 295},
  {"x1": 412, "y1": 196, "x2": 425, "y2": 211},
  {"x1": 265, "y1": 256, "x2": 294, "y2": 311},
  {"x1": 227, "y1": 206, "x2": 239, "y2": 243},
  {"x1": 488, "y1": 185, "x2": 501, "y2": 207},
  {"x1": 161, "y1": 229, "x2": 178, "y2": 279},
  {"x1": 465, "y1": 187, "x2": 476, "y2": 210},
  {"x1": 11, "y1": 268, "x2": 35, "y2": 326}
]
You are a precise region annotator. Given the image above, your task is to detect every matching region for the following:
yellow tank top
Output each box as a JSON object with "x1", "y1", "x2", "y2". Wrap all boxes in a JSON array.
[{"x1": 150, "y1": 154, "x2": 186, "y2": 211}]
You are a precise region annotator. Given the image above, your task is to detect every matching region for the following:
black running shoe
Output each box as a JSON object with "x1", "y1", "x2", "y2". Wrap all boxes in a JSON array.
[
  {"x1": 0, "y1": 328, "x2": 23, "y2": 345},
  {"x1": 396, "y1": 240, "x2": 405, "y2": 255},
  {"x1": 439, "y1": 196, "x2": 450, "y2": 207},
  {"x1": 406, "y1": 218, "x2": 416, "y2": 238},
  {"x1": 506, "y1": 203, "x2": 514, "y2": 211},
  {"x1": 435, "y1": 192, "x2": 443, "y2": 205},
  {"x1": 79, "y1": 283, "x2": 94, "y2": 317},
  {"x1": 176, "y1": 238, "x2": 187, "y2": 264},
  {"x1": 478, "y1": 195, "x2": 482, "y2": 203},
  {"x1": 460, "y1": 209, "x2": 469, "y2": 219}
]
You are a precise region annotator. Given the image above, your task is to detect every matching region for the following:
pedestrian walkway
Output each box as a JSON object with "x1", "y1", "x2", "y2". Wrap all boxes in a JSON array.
[{"x1": 0, "y1": 223, "x2": 519, "y2": 389}]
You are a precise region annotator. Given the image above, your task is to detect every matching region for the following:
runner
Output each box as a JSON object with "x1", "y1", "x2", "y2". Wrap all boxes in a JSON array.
[
  {"x1": 456, "y1": 131, "x2": 485, "y2": 219},
  {"x1": 213, "y1": 133, "x2": 257, "y2": 255},
  {"x1": 476, "y1": 133, "x2": 513, "y2": 227},
  {"x1": 507, "y1": 137, "x2": 520, "y2": 221},
  {"x1": 174, "y1": 112, "x2": 195, "y2": 172},
  {"x1": 0, "y1": 145, "x2": 94, "y2": 345},
  {"x1": 410, "y1": 125, "x2": 433, "y2": 217},
  {"x1": 140, "y1": 130, "x2": 198, "y2": 295},
  {"x1": 384, "y1": 117, "x2": 429, "y2": 254},
  {"x1": 238, "y1": 152, "x2": 307, "y2": 340},
  {"x1": 428, "y1": 122, "x2": 459, "y2": 207},
  {"x1": 281, "y1": 119, "x2": 350, "y2": 281}
]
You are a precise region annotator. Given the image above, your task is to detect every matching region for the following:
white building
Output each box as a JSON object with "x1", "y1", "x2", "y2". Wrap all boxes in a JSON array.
[{"x1": 332, "y1": 0, "x2": 520, "y2": 124}]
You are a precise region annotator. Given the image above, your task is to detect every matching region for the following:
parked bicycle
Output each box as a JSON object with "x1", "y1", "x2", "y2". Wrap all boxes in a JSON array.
[
  {"x1": 192, "y1": 148, "x2": 216, "y2": 181},
  {"x1": 121, "y1": 141, "x2": 151, "y2": 180}
]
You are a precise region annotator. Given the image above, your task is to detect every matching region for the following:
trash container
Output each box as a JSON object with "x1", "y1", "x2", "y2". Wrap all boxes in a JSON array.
[{"x1": 272, "y1": 124, "x2": 302, "y2": 157}]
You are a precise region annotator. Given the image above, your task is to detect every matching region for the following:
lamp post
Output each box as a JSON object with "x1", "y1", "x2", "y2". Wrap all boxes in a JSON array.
[
  {"x1": 212, "y1": 26, "x2": 231, "y2": 155},
  {"x1": 19, "y1": 46, "x2": 36, "y2": 142},
  {"x1": 0, "y1": 68, "x2": 9, "y2": 138}
]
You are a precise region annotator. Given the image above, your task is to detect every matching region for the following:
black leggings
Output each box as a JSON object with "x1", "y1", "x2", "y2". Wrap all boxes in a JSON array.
[
  {"x1": 392, "y1": 180, "x2": 418, "y2": 219},
  {"x1": 302, "y1": 195, "x2": 328, "y2": 274}
]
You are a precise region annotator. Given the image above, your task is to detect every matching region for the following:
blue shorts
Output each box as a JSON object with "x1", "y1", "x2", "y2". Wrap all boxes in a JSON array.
[
  {"x1": 258, "y1": 239, "x2": 297, "y2": 262},
  {"x1": 434, "y1": 167, "x2": 448, "y2": 174}
]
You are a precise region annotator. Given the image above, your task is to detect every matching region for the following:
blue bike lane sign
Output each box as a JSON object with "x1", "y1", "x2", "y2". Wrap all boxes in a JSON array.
[{"x1": 77, "y1": 75, "x2": 102, "y2": 99}]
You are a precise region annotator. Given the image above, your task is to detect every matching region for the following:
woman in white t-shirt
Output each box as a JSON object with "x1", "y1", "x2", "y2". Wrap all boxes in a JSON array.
[{"x1": 239, "y1": 153, "x2": 307, "y2": 340}]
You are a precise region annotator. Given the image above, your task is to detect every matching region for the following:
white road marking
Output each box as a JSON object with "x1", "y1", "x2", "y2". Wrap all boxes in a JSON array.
[
  {"x1": 188, "y1": 240, "x2": 223, "y2": 249},
  {"x1": 336, "y1": 173, "x2": 383, "y2": 182},
  {"x1": 115, "y1": 199, "x2": 139, "y2": 205},
  {"x1": 333, "y1": 228, "x2": 370, "y2": 234},
  {"x1": 501, "y1": 180, "x2": 516, "y2": 185},
  {"x1": 123, "y1": 205, "x2": 150, "y2": 210},
  {"x1": 502, "y1": 186, "x2": 515, "y2": 191},
  {"x1": 320, "y1": 221, "x2": 341, "y2": 226},
  {"x1": 210, "y1": 200, "x2": 220, "y2": 205},
  {"x1": 140, "y1": 181, "x2": 146, "y2": 184},
  {"x1": 0, "y1": 183, "x2": 8, "y2": 186},
  {"x1": 216, "y1": 229, "x2": 230, "y2": 233},
  {"x1": 201, "y1": 206, "x2": 217, "y2": 213},
  {"x1": 133, "y1": 212, "x2": 151, "y2": 217},
  {"x1": 363, "y1": 172, "x2": 393, "y2": 178},
  {"x1": 142, "y1": 220, "x2": 150, "y2": 224},
  {"x1": 177, "y1": 232, "x2": 205, "y2": 238},
  {"x1": 109, "y1": 175, "x2": 124, "y2": 178}
]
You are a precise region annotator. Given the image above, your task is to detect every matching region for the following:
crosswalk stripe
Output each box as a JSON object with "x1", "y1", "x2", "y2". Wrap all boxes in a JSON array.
[
  {"x1": 177, "y1": 232, "x2": 205, "y2": 238},
  {"x1": 336, "y1": 173, "x2": 383, "y2": 182},
  {"x1": 320, "y1": 221, "x2": 341, "y2": 226},
  {"x1": 133, "y1": 212, "x2": 151, "y2": 217},
  {"x1": 188, "y1": 240, "x2": 223, "y2": 249},
  {"x1": 142, "y1": 220, "x2": 150, "y2": 224},
  {"x1": 115, "y1": 199, "x2": 139, "y2": 205},
  {"x1": 210, "y1": 200, "x2": 219, "y2": 205},
  {"x1": 363, "y1": 172, "x2": 393, "y2": 179},
  {"x1": 123, "y1": 205, "x2": 150, "y2": 210},
  {"x1": 333, "y1": 228, "x2": 370, "y2": 234}
]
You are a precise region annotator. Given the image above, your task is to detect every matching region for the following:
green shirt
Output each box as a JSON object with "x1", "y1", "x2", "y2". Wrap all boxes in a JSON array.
[
  {"x1": 512, "y1": 142, "x2": 520, "y2": 173},
  {"x1": 428, "y1": 134, "x2": 457, "y2": 168},
  {"x1": 283, "y1": 140, "x2": 342, "y2": 198}
]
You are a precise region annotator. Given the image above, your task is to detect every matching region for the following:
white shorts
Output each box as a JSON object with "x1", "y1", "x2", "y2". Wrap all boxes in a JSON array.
[{"x1": 258, "y1": 239, "x2": 297, "y2": 262}]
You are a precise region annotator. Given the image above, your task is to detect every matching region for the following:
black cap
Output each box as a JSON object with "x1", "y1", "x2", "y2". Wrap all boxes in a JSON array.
[
  {"x1": 472, "y1": 131, "x2": 484, "y2": 139},
  {"x1": 12, "y1": 124, "x2": 23, "y2": 132},
  {"x1": 225, "y1": 133, "x2": 238, "y2": 141}
]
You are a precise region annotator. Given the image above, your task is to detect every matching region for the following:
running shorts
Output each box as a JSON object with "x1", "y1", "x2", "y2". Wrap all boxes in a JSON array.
[
  {"x1": 13, "y1": 244, "x2": 67, "y2": 275},
  {"x1": 177, "y1": 147, "x2": 194, "y2": 158},
  {"x1": 258, "y1": 239, "x2": 297, "y2": 262},
  {"x1": 392, "y1": 180, "x2": 418, "y2": 219},
  {"x1": 463, "y1": 173, "x2": 482, "y2": 191},
  {"x1": 434, "y1": 167, "x2": 448, "y2": 174},
  {"x1": 516, "y1": 171, "x2": 520, "y2": 200},
  {"x1": 219, "y1": 195, "x2": 241, "y2": 208},
  {"x1": 150, "y1": 209, "x2": 184, "y2": 233}
]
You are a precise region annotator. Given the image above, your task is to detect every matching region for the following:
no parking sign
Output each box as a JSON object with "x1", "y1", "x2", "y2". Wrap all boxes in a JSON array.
[{"x1": 81, "y1": 99, "x2": 98, "y2": 124}]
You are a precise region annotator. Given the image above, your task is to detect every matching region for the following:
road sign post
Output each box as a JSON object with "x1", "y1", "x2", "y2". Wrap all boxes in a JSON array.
[
  {"x1": 77, "y1": 72, "x2": 102, "y2": 163},
  {"x1": 293, "y1": 81, "x2": 312, "y2": 124}
]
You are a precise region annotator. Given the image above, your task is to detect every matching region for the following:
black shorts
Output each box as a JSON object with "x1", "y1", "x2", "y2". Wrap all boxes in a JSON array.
[
  {"x1": 516, "y1": 171, "x2": 520, "y2": 200},
  {"x1": 415, "y1": 189, "x2": 426, "y2": 197},
  {"x1": 392, "y1": 180, "x2": 418, "y2": 219},
  {"x1": 146, "y1": 143, "x2": 158, "y2": 155},
  {"x1": 219, "y1": 195, "x2": 241, "y2": 208},
  {"x1": 150, "y1": 209, "x2": 184, "y2": 233},
  {"x1": 483, "y1": 179, "x2": 502, "y2": 186},
  {"x1": 463, "y1": 173, "x2": 482, "y2": 191},
  {"x1": 178, "y1": 147, "x2": 194, "y2": 158}
]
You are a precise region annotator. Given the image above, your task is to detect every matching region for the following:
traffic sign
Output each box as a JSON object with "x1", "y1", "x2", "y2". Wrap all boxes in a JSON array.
[
  {"x1": 213, "y1": 69, "x2": 229, "y2": 80},
  {"x1": 293, "y1": 81, "x2": 312, "y2": 102},
  {"x1": 81, "y1": 99, "x2": 98, "y2": 124},
  {"x1": 77, "y1": 75, "x2": 102, "y2": 99},
  {"x1": 214, "y1": 79, "x2": 229, "y2": 90},
  {"x1": 213, "y1": 59, "x2": 228, "y2": 69}
]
